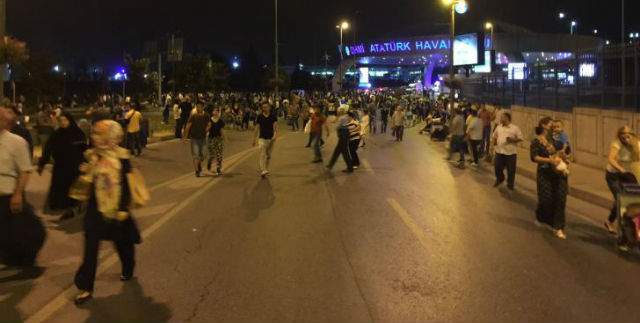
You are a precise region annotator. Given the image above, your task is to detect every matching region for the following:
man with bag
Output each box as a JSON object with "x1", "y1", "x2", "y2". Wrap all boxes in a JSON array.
[{"x1": 0, "y1": 106, "x2": 45, "y2": 267}]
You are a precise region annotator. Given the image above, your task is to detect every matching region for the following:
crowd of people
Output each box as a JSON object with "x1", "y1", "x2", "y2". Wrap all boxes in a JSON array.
[{"x1": 1, "y1": 86, "x2": 640, "y2": 306}]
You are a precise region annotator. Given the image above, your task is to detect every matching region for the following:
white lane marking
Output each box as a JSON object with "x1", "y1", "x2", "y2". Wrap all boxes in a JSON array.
[
  {"x1": 148, "y1": 147, "x2": 255, "y2": 192},
  {"x1": 387, "y1": 198, "x2": 431, "y2": 250},
  {"x1": 24, "y1": 147, "x2": 258, "y2": 323}
]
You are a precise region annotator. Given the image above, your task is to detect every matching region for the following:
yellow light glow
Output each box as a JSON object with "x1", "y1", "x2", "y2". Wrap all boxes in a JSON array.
[
  {"x1": 341, "y1": 21, "x2": 350, "y2": 30},
  {"x1": 485, "y1": 22, "x2": 493, "y2": 30},
  {"x1": 442, "y1": 0, "x2": 454, "y2": 6}
]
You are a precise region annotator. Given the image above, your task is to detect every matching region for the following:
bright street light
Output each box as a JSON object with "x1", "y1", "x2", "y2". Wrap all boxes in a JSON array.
[
  {"x1": 605, "y1": 40, "x2": 611, "y2": 45},
  {"x1": 570, "y1": 20, "x2": 577, "y2": 35},
  {"x1": 485, "y1": 22, "x2": 494, "y2": 50},
  {"x1": 558, "y1": 12, "x2": 565, "y2": 19},
  {"x1": 593, "y1": 29, "x2": 598, "y2": 35},
  {"x1": 336, "y1": 20, "x2": 350, "y2": 60},
  {"x1": 441, "y1": 0, "x2": 468, "y2": 107}
]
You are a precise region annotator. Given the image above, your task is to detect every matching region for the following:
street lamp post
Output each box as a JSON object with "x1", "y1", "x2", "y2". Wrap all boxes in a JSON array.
[
  {"x1": 275, "y1": 0, "x2": 279, "y2": 103},
  {"x1": 570, "y1": 21, "x2": 577, "y2": 35},
  {"x1": 442, "y1": 0, "x2": 467, "y2": 109},
  {"x1": 0, "y1": 0, "x2": 5, "y2": 99},
  {"x1": 336, "y1": 21, "x2": 349, "y2": 61},
  {"x1": 485, "y1": 22, "x2": 494, "y2": 50},
  {"x1": 622, "y1": 0, "x2": 625, "y2": 108}
]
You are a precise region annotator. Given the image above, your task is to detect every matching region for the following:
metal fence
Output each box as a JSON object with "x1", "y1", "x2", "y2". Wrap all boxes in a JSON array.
[{"x1": 462, "y1": 43, "x2": 640, "y2": 112}]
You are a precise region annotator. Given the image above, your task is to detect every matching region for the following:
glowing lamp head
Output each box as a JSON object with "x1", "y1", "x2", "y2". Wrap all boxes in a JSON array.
[
  {"x1": 571, "y1": 21, "x2": 577, "y2": 27},
  {"x1": 454, "y1": 1, "x2": 468, "y2": 14},
  {"x1": 340, "y1": 21, "x2": 349, "y2": 30},
  {"x1": 593, "y1": 29, "x2": 598, "y2": 35},
  {"x1": 485, "y1": 22, "x2": 493, "y2": 30},
  {"x1": 558, "y1": 12, "x2": 565, "y2": 19},
  {"x1": 441, "y1": 0, "x2": 454, "y2": 5}
]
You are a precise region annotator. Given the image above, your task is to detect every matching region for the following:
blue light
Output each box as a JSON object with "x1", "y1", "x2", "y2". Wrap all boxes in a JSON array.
[
  {"x1": 232, "y1": 62, "x2": 240, "y2": 69},
  {"x1": 231, "y1": 57, "x2": 240, "y2": 69}
]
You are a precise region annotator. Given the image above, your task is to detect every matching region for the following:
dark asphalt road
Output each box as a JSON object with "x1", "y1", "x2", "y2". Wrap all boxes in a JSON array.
[{"x1": 2, "y1": 123, "x2": 640, "y2": 323}]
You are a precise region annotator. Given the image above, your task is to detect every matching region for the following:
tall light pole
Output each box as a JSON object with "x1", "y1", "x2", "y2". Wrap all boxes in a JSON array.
[
  {"x1": 485, "y1": 22, "x2": 494, "y2": 50},
  {"x1": 0, "y1": 0, "x2": 6, "y2": 99},
  {"x1": 442, "y1": 0, "x2": 467, "y2": 108},
  {"x1": 622, "y1": 0, "x2": 626, "y2": 108},
  {"x1": 570, "y1": 20, "x2": 577, "y2": 35},
  {"x1": 275, "y1": 0, "x2": 279, "y2": 102},
  {"x1": 336, "y1": 21, "x2": 349, "y2": 60}
]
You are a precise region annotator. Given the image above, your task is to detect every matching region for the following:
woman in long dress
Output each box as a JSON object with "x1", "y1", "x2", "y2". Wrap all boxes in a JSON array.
[
  {"x1": 531, "y1": 118, "x2": 569, "y2": 240},
  {"x1": 38, "y1": 112, "x2": 87, "y2": 219}
]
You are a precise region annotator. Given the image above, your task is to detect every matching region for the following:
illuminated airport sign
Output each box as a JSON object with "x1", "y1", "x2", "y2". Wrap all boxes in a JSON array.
[{"x1": 344, "y1": 33, "x2": 486, "y2": 67}]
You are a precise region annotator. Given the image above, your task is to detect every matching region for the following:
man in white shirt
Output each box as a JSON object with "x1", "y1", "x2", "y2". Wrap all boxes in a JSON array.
[
  {"x1": 492, "y1": 112, "x2": 523, "y2": 190},
  {"x1": 0, "y1": 106, "x2": 36, "y2": 265},
  {"x1": 466, "y1": 109, "x2": 484, "y2": 166}
]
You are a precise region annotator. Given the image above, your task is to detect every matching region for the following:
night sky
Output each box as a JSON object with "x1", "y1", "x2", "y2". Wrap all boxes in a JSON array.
[{"x1": 6, "y1": 0, "x2": 637, "y2": 67}]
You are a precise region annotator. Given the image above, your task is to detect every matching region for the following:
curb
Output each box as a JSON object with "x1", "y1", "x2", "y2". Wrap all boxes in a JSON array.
[
  {"x1": 436, "y1": 138, "x2": 613, "y2": 210},
  {"x1": 515, "y1": 165, "x2": 612, "y2": 210}
]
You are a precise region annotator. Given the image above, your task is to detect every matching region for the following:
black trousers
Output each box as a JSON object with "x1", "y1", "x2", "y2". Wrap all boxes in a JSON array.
[
  {"x1": 74, "y1": 233, "x2": 135, "y2": 292},
  {"x1": 349, "y1": 139, "x2": 361, "y2": 167},
  {"x1": 127, "y1": 132, "x2": 142, "y2": 156},
  {"x1": 328, "y1": 129, "x2": 352, "y2": 170},
  {"x1": 0, "y1": 195, "x2": 45, "y2": 266},
  {"x1": 175, "y1": 118, "x2": 186, "y2": 138},
  {"x1": 381, "y1": 119, "x2": 388, "y2": 133},
  {"x1": 494, "y1": 153, "x2": 517, "y2": 189},
  {"x1": 469, "y1": 139, "x2": 482, "y2": 164}
]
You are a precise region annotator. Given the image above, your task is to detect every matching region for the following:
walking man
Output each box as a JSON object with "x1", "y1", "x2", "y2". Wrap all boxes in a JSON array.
[
  {"x1": 125, "y1": 104, "x2": 143, "y2": 156},
  {"x1": 254, "y1": 103, "x2": 278, "y2": 178},
  {"x1": 183, "y1": 102, "x2": 210, "y2": 177},
  {"x1": 327, "y1": 106, "x2": 353, "y2": 173},
  {"x1": 492, "y1": 112, "x2": 523, "y2": 190},
  {"x1": 310, "y1": 108, "x2": 329, "y2": 163},
  {"x1": 0, "y1": 106, "x2": 40, "y2": 267}
]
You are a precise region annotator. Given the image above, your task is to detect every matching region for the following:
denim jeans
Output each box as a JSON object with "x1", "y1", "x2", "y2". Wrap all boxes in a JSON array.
[{"x1": 190, "y1": 138, "x2": 206, "y2": 161}]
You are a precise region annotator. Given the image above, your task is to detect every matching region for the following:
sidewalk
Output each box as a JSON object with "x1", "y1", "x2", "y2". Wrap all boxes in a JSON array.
[
  {"x1": 514, "y1": 147, "x2": 613, "y2": 210},
  {"x1": 437, "y1": 139, "x2": 613, "y2": 210}
]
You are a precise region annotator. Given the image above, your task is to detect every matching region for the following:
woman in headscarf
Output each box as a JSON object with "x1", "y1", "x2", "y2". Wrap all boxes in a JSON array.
[
  {"x1": 37, "y1": 112, "x2": 87, "y2": 219},
  {"x1": 70, "y1": 120, "x2": 144, "y2": 305}
]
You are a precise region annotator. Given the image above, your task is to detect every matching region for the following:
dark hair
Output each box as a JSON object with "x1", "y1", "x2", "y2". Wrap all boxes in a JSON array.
[
  {"x1": 502, "y1": 112, "x2": 512, "y2": 121},
  {"x1": 538, "y1": 116, "x2": 553, "y2": 128},
  {"x1": 535, "y1": 126, "x2": 545, "y2": 136}
]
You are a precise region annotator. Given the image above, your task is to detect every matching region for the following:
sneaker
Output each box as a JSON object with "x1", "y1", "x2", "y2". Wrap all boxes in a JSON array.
[
  {"x1": 120, "y1": 274, "x2": 133, "y2": 281},
  {"x1": 195, "y1": 171, "x2": 200, "y2": 178},
  {"x1": 74, "y1": 291, "x2": 93, "y2": 305},
  {"x1": 216, "y1": 168, "x2": 222, "y2": 176},
  {"x1": 554, "y1": 229, "x2": 567, "y2": 240},
  {"x1": 353, "y1": 165, "x2": 359, "y2": 169},
  {"x1": 604, "y1": 221, "x2": 616, "y2": 235},
  {"x1": 618, "y1": 244, "x2": 631, "y2": 253},
  {"x1": 260, "y1": 171, "x2": 269, "y2": 178}
]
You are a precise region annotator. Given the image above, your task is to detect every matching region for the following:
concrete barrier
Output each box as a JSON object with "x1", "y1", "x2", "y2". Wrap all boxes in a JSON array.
[{"x1": 508, "y1": 105, "x2": 637, "y2": 170}]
